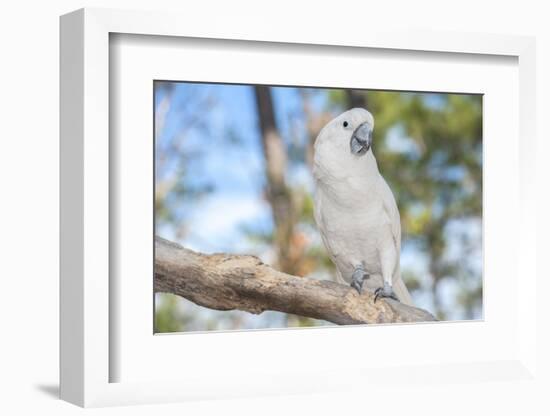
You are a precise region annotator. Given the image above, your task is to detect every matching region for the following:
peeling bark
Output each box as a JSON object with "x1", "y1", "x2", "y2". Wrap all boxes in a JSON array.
[{"x1": 155, "y1": 237, "x2": 436, "y2": 325}]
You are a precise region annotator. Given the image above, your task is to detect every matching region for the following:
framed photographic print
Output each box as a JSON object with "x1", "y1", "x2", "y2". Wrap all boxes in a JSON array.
[{"x1": 60, "y1": 8, "x2": 538, "y2": 408}]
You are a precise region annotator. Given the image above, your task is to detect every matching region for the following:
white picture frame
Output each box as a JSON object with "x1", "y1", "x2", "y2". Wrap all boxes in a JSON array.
[{"x1": 60, "y1": 7, "x2": 538, "y2": 408}]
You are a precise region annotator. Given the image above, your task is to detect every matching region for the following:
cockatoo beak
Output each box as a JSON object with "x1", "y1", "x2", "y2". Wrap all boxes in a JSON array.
[{"x1": 350, "y1": 122, "x2": 373, "y2": 155}]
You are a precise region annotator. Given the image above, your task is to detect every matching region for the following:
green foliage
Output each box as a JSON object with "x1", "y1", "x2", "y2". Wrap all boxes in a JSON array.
[{"x1": 154, "y1": 293, "x2": 188, "y2": 333}]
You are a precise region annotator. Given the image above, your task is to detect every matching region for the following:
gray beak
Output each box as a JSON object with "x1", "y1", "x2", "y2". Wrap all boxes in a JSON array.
[{"x1": 350, "y1": 122, "x2": 373, "y2": 155}]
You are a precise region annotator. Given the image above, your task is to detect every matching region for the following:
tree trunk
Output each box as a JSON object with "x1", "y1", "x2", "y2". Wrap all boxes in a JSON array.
[
  {"x1": 346, "y1": 89, "x2": 368, "y2": 108},
  {"x1": 253, "y1": 86, "x2": 298, "y2": 275}
]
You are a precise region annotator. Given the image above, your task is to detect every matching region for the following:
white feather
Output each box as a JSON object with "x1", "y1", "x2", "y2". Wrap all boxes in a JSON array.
[{"x1": 313, "y1": 108, "x2": 414, "y2": 306}]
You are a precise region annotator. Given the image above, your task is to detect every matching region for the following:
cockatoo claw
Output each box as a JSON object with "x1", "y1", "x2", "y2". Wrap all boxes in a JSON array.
[
  {"x1": 374, "y1": 283, "x2": 399, "y2": 303},
  {"x1": 351, "y1": 279, "x2": 362, "y2": 294},
  {"x1": 351, "y1": 267, "x2": 368, "y2": 294}
]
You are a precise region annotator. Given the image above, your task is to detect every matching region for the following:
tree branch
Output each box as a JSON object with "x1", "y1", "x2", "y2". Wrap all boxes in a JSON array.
[{"x1": 154, "y1": 237, "x2": 436, "y2": 325}]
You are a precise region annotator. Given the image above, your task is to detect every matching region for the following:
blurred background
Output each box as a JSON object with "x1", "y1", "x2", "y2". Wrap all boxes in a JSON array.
[{"x1": 154, "y1": 81, "x2": 482, "y2": 332}]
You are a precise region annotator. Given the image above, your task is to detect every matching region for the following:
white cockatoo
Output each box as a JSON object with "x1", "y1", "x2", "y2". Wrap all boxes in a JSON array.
[{"x1": 313, "y1": 108, "x2": 414, "y2": 305}]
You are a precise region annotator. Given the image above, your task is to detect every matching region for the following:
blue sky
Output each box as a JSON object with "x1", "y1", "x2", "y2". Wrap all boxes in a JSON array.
[{"x1": 155, "y1": 83, "x2": 332, "y2": 253}]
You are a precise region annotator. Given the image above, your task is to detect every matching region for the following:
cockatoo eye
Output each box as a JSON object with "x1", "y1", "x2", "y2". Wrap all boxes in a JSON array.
[{"x1": 343, "y1": 121, "x2": 349, "y2": 128}]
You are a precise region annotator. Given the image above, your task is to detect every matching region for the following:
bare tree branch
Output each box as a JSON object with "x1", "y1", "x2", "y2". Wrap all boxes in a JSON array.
[{"x1": 154, "y1": 237, "x2": 436, "y2": 325}]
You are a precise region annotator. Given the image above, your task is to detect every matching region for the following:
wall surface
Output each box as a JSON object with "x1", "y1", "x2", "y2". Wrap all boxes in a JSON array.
[{"x1": 1, "y1": 1, "x2": 548, "y2": 415}]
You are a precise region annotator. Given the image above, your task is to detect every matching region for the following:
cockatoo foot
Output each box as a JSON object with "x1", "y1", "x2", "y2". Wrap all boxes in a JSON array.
[
  {"x1": 374, "y1": 282, "x2": 399, "y2": 303},
  {"x1": 351, "y1": 266, "x2": 368, "y2": 294}
]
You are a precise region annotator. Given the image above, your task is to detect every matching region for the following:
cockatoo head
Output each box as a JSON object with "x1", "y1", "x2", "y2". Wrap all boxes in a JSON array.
[{"x1": 313, "y1": 108, "x2": 376, "y2": 179}]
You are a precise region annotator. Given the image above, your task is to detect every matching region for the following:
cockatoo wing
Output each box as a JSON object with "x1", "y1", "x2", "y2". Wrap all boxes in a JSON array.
[
  {"x1": 378, "y1": 175, "x2": 401, "y2": 254},
  {"x1": 313, "y1": 188, "x2": 347, "y2": 284},
  {"x1": 379, "y1": 176, "x2": 414, "y2": 306}
]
